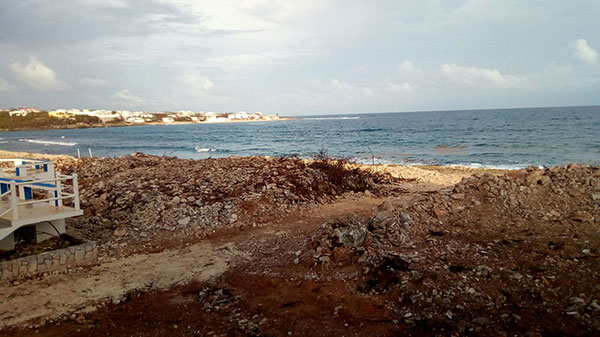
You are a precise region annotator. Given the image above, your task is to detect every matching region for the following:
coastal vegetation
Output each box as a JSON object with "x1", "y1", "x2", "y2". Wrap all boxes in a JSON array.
[
  {"x1": 0, "y1": 108, "x2": 284, "y2": 131},
  {"x1": 0, "y1": 110, "x2": 103, "y2": 131}
]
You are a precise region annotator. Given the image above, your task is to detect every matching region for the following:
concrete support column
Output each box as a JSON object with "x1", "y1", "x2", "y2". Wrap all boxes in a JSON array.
[
  {"x1": 36, "y1": 219, "x2": 65, "y2": 243},
  {"x1": 0, "y1": 232, "x2": 15, "y2": 251}
]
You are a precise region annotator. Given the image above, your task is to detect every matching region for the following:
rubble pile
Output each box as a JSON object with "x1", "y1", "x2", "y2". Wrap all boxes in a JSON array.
[
  {"x1": 308, "y1": 165, "x2": 600, "y2": 334},
  {"x1": 393, "y1": 165, "x2": 600, "y2": 334},
  {"x1": 57, "y1": 153, "x2": 391, "y2": 255},
  {"x1": 408, "y1": 164, "x2": 599, "y2": 237},
  {"x1": 310, "y1": 215, "x2": 368, "y2": 265},
  {"x1": 310, "y1": 206, "x2": 414, "y2": 267}
]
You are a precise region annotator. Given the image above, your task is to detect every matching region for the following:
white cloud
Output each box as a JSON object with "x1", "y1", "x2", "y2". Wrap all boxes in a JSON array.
[
  {"x1": 572, "y1": 38, "x2": 598, "y2": 65},
  {"x1": 398, "y1": 61, "x2": 420, "y2": 73},
  {"x1": 288, "y1": 77, "x2": 384, "y2": 107},
  {"x1": 2, "y1": 1, "x2": 598, "y2": 113},
  {"x1": 80, "y1": 77, "x2": 110, "y2": 87},
  {"x1": 531, "y1": 62, "x2": 600, "y2": 91},
  {"x1": 9, "y1": 56, "x2": 68, "y2": 91},
  {"x1": 439, "y1": 63, "x2": 530, "y2": 89},
  {"x1": 353, "y1": 65, "x2": 369, "y2": 73},
  {"x1": 360, "y1": 87, "x2": 376, "y2": 97},
  {"x1": 206, "y1": 52, "x2": 287, "y2": 71},
  {"x1": 280, "y1": 60, "x2": 539, "y2": 114},
  {"x1": 79, "y1": 0, "x2": 129, "y2": 8},
  {"x1": 113, "y1": 89, "x2": 142, "y2": 105},
  {"x1": 0, "y1": 77, "x2": 13, "y2": 92},
  {"x1": 308, "y1": 78, "x2": 324, "y2": 89},
  {"x1": 178, "y1": 74, "x2": 214, "y2": 90},
  {"x1": 176, "y1": 74, "x2": 231, "y2": 100},
  {"x1": 387, "y1": 82, "x2": 414, "y2": 93},
  {"x1": 452, "y1": 0, "x2": 533, "y2": 23},
  {"x1": 155, "y1": 0, "x2": 322, "y2": 30},
  {"x1": 330, "y1": 78, "x2": 352, "y2": 90}
]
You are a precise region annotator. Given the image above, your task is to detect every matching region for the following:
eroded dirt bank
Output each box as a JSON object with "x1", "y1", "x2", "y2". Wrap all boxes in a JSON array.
[{"x1": 0, "y1": 151, "x2": 598, "y2": 336}]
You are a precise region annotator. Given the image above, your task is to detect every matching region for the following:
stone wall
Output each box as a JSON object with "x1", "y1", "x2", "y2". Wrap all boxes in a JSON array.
[{"x1": 0, "y1": 241, "x2": 97, "y2": 281}]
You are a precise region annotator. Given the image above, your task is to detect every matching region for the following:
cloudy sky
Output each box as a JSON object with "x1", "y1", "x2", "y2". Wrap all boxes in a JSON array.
[{"x1": 0, "y1": 0, "x2": 599, "y2": 115}]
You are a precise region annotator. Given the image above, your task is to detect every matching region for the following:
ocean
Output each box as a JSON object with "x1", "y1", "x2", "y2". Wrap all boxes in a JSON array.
[{"x1": 1, "y1": 106, "x2": 599, "y2": 169}]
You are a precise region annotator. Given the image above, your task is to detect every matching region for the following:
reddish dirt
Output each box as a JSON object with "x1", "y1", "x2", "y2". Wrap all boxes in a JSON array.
[{"x1": 0, "y1": 196, "x2": 407, "y2": 337}]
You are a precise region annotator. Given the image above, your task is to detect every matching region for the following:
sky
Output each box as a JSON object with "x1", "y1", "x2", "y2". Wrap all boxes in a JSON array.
[{"x1": 0, "y1": 0, "x2": 599, "y2": 115}]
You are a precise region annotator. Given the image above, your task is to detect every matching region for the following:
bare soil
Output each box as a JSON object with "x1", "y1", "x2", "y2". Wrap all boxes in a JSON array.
[{"x1": 0, "y1": 151, "x2": 598, "y2": 336}]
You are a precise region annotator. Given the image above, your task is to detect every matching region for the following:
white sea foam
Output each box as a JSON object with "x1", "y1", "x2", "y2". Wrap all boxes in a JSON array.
[
  {"x1": 353, "y1": 159, "x2": 533, "y2": 170},
  {"x1": 303, "y1": 117, "x2": 360, "y2": 120},
  {"x1": 449, "y1": 163, "x2": 539, "y2": 170},
  {"x1": 353, "y1": 157, "x2": 395, "y2": 165},
  {"x1": 20, "y1": 139, "x2": 78, "y2": 146},
  {"x1": 195, "y1": 147, "x2": 217, "y2": 153}
]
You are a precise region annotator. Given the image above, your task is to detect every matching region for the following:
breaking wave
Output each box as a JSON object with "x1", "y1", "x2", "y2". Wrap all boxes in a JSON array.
[
  {"x1": 449, "y1": 163, "x2": 534, "y2": 170},
  {"x1": 194, "y1": 147, "x2": 217, "y2": 153},
  {"x1": 302, "y1": 117, "x2": 360, "y2": 120},
  {"x1": 20, "y1": 139, "x2": 78, "y2": 146}
]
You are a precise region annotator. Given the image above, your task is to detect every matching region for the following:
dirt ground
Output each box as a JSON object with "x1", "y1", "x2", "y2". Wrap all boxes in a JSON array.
[
  {"x1": 1, "y1": 151, "x2": 599, "y2": 336},
  {"x1": 0, "y1": 196, "x2": 407, "y2": 336}
]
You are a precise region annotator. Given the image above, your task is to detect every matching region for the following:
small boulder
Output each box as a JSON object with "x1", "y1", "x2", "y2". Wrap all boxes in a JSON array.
[
  {"x1": 572, "y1": 211, "x2": 593, "y2": 222},
  {"x1": 333, "y1": 224, "x2": 367, "y2": 247}
]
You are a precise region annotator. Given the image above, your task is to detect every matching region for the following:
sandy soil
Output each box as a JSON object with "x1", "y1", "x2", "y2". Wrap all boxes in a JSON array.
[
  {"x1": 361, "y1": 163, "x2": 506, "y2": 189},
  {"x1": 0, "y1": 150, "x2": 73, "y2": 161},
  {"x1": 0, "y1": 241, "x2": 239, "y2": 328}
]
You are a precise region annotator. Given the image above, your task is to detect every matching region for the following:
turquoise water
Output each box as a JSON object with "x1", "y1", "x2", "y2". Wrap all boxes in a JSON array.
[{"x1": 1, "y1": 106, "x2": 599, "y2": 168}]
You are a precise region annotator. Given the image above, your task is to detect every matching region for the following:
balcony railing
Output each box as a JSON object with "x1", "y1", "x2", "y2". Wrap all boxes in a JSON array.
[{"x1": 0, "y1": 172, "x2": 80, "y2": 222}]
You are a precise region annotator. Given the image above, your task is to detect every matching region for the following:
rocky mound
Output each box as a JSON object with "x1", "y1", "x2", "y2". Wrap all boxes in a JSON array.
[
  {"x1": 307, "y1": 165, "x2": 600, "y2": 335},
  {"x1": 58, "y1": 154, "x2": 392, "y2": 256}
]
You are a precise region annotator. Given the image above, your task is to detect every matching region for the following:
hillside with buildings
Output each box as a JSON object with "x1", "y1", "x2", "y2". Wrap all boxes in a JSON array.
[{"x1": 0, "y1": 108, "x2": 284, "y2": 131}]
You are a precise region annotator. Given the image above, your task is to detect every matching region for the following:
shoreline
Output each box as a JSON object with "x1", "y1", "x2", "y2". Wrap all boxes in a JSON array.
[
  {"x1": 0, "y1": 149, "x2": 510, "y2": 187},
  {"x1": 0, "y1": 149, "x2": 509, "y2": 171},
  {"x1": 0, "y1": 117, "x2": 295, "y2": 132},
  {"x1": 0, "y1": 150, "x2": 560, "y2": 179}
]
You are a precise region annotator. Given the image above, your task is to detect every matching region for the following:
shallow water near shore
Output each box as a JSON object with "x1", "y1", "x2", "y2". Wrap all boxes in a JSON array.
[{"x1": 1, "y1": 106, "x2": 599, "y2": 168}]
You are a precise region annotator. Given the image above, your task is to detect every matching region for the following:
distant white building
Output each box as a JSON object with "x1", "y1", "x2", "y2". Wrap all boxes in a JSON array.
[
  {"x1": 176, "y1": 110, "x2": 196, "y2": 118},
  {"x1": 162, "y1": 117, "x2": 175, "y2": 123},
  {"x1": 126, "y1": 117, "x2": 145, "y2": 123},
  {"x1": 95, "y1": 116, "x2": 116, "y2": 122},
  {"x1": 9, "y1": 110, "x2": 28, "y2": 117},
  {"x1": 229, "y1": 111, "x2": 250, "y2": 120}
]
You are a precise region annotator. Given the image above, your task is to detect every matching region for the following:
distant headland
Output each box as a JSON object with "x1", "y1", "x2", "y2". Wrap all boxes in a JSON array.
[{"x1": 0, "y1": 108, "x2": 292, "y2": 131}]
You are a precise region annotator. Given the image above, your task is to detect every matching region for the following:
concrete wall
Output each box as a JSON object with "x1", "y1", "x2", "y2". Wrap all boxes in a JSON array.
[{"x1": 0, "y1": 240, "x2": 97, "y2": 281}]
